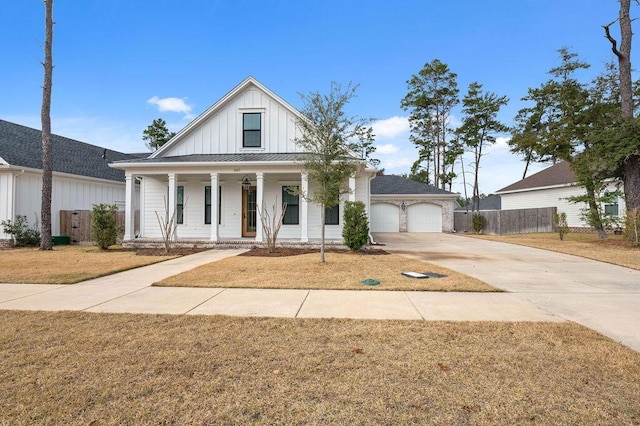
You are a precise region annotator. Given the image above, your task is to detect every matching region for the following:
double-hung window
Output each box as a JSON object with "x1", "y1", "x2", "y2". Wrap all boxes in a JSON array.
[
  {"x1": 205, "y1": 186, "x2": 222, "y2": 225},
  {"x1": 282, "y1": 186, "x2": 299, "y2": 225},
  {"x1": 243, "y1": 113, "x2": 261, "y2": 147},
  {"x1": 176, "y1": 186, "x2": 184, "y2": 224},
  {"x1": 325, "y1": 205, "x2": 339, "y2": 225}
]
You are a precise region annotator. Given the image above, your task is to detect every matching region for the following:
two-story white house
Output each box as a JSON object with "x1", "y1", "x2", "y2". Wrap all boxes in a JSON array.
[{"x1": 111, "y1": 77, "x2": 377, "y2": 245}]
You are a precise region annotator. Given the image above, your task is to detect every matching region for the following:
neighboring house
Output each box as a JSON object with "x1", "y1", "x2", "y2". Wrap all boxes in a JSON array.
[
  {"x1": 110, "y1": 77, "x2": 377, "y2": 244},
  {"x1": 0, "y1": 119, "x2": 140, "y2": 243},
  {"x1": 496, "y1": 161, "x2": 624, "y2": 229},
  {"x1": 369, "y1": 175, "x2": 457, "y2": 232}
]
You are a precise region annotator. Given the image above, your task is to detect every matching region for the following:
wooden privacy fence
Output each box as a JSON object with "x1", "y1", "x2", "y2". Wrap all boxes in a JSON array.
[
  {"x1": 454, "y1": 207, "x2": 557, "y2": 235},
  {"x1": 60, "y1": 210, "x2": 139, "y2": 243}
]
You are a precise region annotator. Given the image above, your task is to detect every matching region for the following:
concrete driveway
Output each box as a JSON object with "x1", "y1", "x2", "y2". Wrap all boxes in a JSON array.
[{"x1": 375, "y1": 232, "x2": 640, "y2": 352}]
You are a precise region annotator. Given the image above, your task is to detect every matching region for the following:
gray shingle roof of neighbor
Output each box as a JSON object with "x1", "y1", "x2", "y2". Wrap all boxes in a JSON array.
[
  {"x1": 0, "y1": 119, "x2": 141, "y2": 182},
  {"x1": 112, "y1": 153, "x2": 307, "y2": 164},
  {"x1": 497, "y1": 161, "x2": 575, "y2": 193},
  {"x1": 371, "y1": 175, "x2": 455, "y2": 195}
]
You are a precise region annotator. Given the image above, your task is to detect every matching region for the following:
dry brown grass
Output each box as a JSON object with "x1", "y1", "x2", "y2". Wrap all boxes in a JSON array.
[
  {"x1": 469, "y1": 232, "x2": 640, "y2": 270},
  {"x1": 1, "y1": 311, "x2": 639, "y2": 425},
  {"x1": 155, "y1": 251, "x2": 498, "y2": 292},
  {"x1": 0, "y1": 246, "x2": 175, "y2": 284}
]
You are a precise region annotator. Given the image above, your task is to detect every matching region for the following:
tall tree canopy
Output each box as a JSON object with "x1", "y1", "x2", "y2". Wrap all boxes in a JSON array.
[
  {"x1": 143, "y1": 118, "x2": 176, "y2": 151},
  {"x1": 40, "y1": 0, "x2": 54, "y2": 251},
  {"x1": 401, "y1": 59, "x2": 460, "y2": 190},
  {"x1": 457, "y1": 82, "x2": 509, "y2": 213},
  {"x1": 295, "y1": 82, "x2": 374, "y2": 262},
  {"x1": 509, "y1": 48, "x2": 627, "y2": 239}
]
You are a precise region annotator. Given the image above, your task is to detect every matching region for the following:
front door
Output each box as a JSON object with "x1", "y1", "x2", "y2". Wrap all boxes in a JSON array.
[{"x1": 242, "y1": 186, "x2": 257, "y2": 237}]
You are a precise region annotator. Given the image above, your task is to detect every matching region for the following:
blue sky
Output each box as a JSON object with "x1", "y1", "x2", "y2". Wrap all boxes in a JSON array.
[{"x1": 0, "y1": 0, "x2": 634, "y2": 194}]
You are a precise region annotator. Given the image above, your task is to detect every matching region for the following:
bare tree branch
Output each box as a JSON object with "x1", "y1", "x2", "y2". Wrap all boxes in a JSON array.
[{"x1": 603, "y1": 20, "x2": 624, "y2": 59}]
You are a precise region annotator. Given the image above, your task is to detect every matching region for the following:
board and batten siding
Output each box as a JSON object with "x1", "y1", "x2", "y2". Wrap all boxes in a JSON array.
[
  {"x1": 162, "y1": 87, "x2": 303, "y2": 157},
  {"x1": 500, "y1": 183, "x2": 624, "y2": 228},
  {"x1": 0, "y1": 172, "x2": 15, "y2": 239}
]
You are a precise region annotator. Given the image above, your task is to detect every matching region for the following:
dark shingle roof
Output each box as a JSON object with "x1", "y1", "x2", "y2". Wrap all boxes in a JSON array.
[
  {"x1": 112, "y1": 153, "x2": 306, "y2": 164},
  {"x1": 371, "y1": 175, "x2": 455, "y2": 195},
  {"x1": 497, "y1": 161, "x2": 575, "y2": 193},
  {"x1": 0, "y1": 119, "x2": 139, "y2": 182}
]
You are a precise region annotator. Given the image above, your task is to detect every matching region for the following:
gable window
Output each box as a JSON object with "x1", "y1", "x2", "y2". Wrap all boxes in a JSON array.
[
  {"x1": 325, "y1": 205, "x2": 339, "y2": 225},
  {"x1": 205, "y1": 186, "x2": 222, "y2": 225},
  {"x1": 177, "y1": 186, "x2": 184, "y2": 224},
  {"x1": 243, "y1": 113, "x2": 261, "y2": 147},
  {"x1": 282, "y1": 186, "x2": 299, "y2": 225}
]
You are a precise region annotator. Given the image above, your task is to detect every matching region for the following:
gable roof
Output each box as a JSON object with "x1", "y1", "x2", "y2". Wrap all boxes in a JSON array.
[
  {"x1": 0, "y1": 119, "x2": 141, "y2": 182},
  {"x1": 371, "y1": 175, "x2": 455, "y2": 196},
  {"x1": 150, "y1": 76, "x2": 303, "y2": 159},
  {"x1": 496, "y1": 161, "x2": 576, "y2": 193}
]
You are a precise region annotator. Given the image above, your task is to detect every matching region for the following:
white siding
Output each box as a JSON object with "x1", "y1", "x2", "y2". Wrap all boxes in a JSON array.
[
  {"x1": 11, "y1": 171, "x2": 126, "y2": 235},
  {"x1": 500, "y1": 183, "x2": 625, "y2": 228},
  {"x1": 141, "y1": 177, "x2": 167, "y2": 238},
  {"x1": 162, "y1": 87, "x2": 302, "y2": 157},
  {"x1": 0, "y1": 172, "x2": 14, "y2": 239}
]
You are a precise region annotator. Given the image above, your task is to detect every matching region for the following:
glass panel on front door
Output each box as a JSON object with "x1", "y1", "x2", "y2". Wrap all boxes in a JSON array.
[{"x1": 243, "y1": 187, "x2": 257, "y2": 237}]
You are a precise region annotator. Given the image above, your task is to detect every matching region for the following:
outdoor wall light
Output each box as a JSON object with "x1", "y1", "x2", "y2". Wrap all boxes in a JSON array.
[
  {"x1": 400, "y1": 201, "x2": 406, "y2": 211},
  {"x1": 242, "y1": 175, "x2": 251, "y2": 191}
]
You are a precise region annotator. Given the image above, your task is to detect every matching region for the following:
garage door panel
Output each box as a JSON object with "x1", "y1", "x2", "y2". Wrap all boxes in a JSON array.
[
  {"x1": 407, "y1": 203, "x2": 441, "y2": 232},
  {"x1": 371, "y1": 203, "x2": 399, "y2": 232}
]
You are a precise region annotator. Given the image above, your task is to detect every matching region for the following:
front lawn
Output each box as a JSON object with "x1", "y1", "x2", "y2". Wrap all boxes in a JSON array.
[
  {"x1": 154, "y1": 249, "x2": 498, "y2": 292},
  {"x1": 468, "y1": 232, "x2": 640, "y2": 270},
  {"x1": 1, "y1": 311, "x2": 638, "y2": 424},
  {"x1": 0, "y1": 246, "x2": 176, "y2": 284}
]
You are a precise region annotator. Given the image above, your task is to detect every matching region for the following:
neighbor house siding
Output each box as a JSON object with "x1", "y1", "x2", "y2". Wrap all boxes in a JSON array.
[
  {"x1": 0, "y1": 172, "x2": 14, "y2": 240},
  {"x1": 162, "y1": 87, "x2": 302, "y2": 157},
  {"x1": 11, "y1": 171, "x2": 126, "y2": 236},
  {"x1": 500, "y1": 183, "x2": 624, "y2": 228}
]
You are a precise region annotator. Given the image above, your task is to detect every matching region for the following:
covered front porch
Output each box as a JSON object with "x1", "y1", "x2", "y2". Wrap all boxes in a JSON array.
[{"x1": 122, "y1": 168, "x2": 358, "y2": 244}]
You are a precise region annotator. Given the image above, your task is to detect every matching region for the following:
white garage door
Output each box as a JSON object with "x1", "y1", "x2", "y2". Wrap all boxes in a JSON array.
[
  {"x1": 370, "y1": 203, "x2": 399, "y2": 232},
  {"x1": 407, "y1": 203, "x2": 442, "y2": 232}
]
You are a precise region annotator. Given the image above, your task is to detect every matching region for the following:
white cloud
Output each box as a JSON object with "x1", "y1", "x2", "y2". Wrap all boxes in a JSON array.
[
  {"x1": 147, "y1": 96, "x2": 194, "y2": 119},
  {"x1": 375, "y1": 143, "x2": 399, "y2": 154},
  {"x1": 487, "y1": 136, "x2": 511, "y2": 152},
  {"x1": 371, "y1": 116, "x2": 409, "y2": 139}
]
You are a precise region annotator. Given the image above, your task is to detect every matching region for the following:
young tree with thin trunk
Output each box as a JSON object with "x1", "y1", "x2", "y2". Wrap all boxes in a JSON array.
[
  {"x1": 456, "y1": 82, "x2": 509, "y2": 214},
  {"x1": 40, "y1": 0, "x2": 54, "y2": 251},
  {"x1": 295, "y1": 82, "x2": 374, "y2": 263}
]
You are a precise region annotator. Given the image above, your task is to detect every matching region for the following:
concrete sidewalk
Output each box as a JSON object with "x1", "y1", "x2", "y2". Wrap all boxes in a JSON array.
[{"x1": 0, "y1": 248, "x2": 558, "y2": 322}]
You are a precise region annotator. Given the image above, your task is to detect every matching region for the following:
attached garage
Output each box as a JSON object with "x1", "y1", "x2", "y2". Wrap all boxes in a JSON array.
[
  {"x1": 370, "y1": 175, "x2": 457, "y2": 233},
  {"x1": 407, "y1": 203, "x2": 442, "y2": 232},
  {"x1": 370, "y1": 203, "x2": 400, "y2": 232}
]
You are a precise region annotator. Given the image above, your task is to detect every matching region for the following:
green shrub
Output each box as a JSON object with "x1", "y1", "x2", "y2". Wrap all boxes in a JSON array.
[
  {"x1": 1, "y1": 215, "x2": 41, "y2": 247},
  {"x1": 342, "y1": 201, "x2": 369, "y2": 251},
  {"x1": 472, "y1": 213, "x2": 486, "y2": 234},
  {"x1": 91, "y1": 204, "x2": 120, "y2": 250},
  {"x1": 553, "y1": 212, "x2": 570, "y2": 241}
]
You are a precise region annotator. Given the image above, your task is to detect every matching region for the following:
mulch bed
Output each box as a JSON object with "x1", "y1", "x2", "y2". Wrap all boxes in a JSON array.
[{"x1": 239, "y1": 247, "x2": 390, "y2": 257}]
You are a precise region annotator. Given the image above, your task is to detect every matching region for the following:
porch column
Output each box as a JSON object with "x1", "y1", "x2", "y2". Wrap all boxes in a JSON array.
[
  {"x1": 348, "y1": 176, "x2": 357, "y2": 201},
  {"x1": 210, "y1": 173, "x2": 218, "y2": 241},
  {"x1": 255, "y1": 172, "x2": 264, "y2": 242},
  {"x1": 300, "y1": 172, "x2": 309, "y2": 242},
  {"x1": 167, "y1": 172, "x2": 177, "y2": 240},
  {"x1": 124, "y1": 172, "x2": 135, "y2": 241}
]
